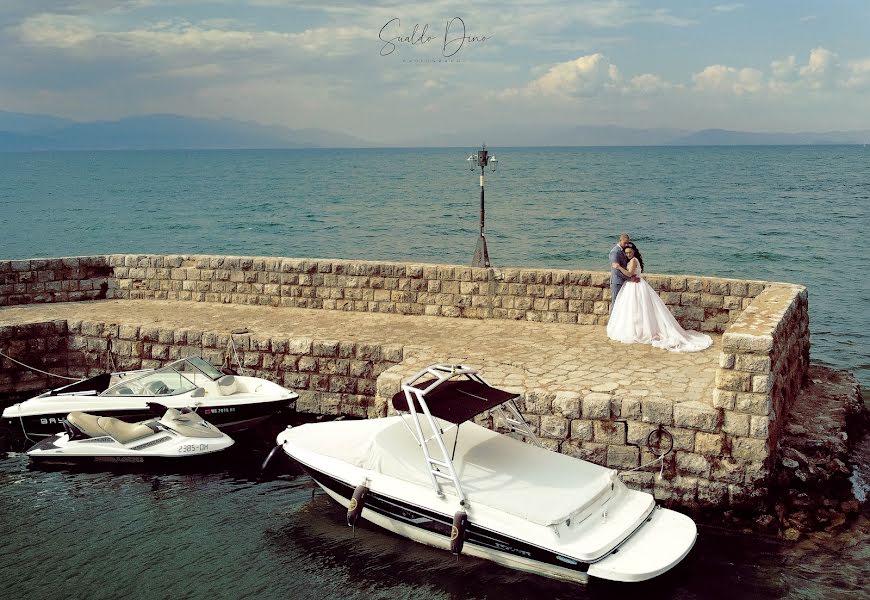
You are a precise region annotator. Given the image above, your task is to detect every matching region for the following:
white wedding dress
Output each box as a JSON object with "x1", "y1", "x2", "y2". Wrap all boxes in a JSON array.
[{"x1": 606, "y1": 260, "x2": 712, "y2": 353}]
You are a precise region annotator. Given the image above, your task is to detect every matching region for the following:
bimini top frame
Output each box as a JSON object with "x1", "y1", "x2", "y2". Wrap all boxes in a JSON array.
[{"x1": 391, "y1": 363, "x2": 543, "y2": 506}]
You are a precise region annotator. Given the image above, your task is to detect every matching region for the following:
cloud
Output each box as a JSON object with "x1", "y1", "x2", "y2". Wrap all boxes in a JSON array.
[
  {"x1": 565, "y1": 4, "x2": 696, "y2": 28},
  {"x1": 769, "y1": 55, "x2": 799, "y2": 92},
  {"x1": 844, "y1": 57, "x2": 870, "y2": 90},
  {"x1": 15, "y1": 13, "x2": 370, "y2": 58},
  {"x1": 500, "y1": 53, "x2": 684, "y2": 101},
  {"x1": 16, "y1": 14, "x2": 96, "y2": 48},
  {"x1": 767, "y1": 47, "x2": 840, "y2": 92},
  {"x1": 799, "y1": 15, "x2": 817, "y2": 23},
  {"x1": 713, "y1": 4, "x2": 744, "y2": 13},
  {"x1": 692, "y1": 64, "x2": 764, "y2": 95},
  {"x1": 690, "y1": 47, "x2": 843, "y2": 96},
  {"x1": 798, "y1": 46, "x2": 839, "y2": 89},
  {"x1": 625, "y1": 73, "x2": 676, "y2": 94},
  {"x1": 517, "y1": 53, "x2": 622, "y2": 97},
  {"x1": 283, "y1": 1, "x2": 697, "y2": 29}
]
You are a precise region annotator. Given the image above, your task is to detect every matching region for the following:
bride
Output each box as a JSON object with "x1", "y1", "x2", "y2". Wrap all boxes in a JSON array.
[{"x1": 606, "y1": 242, "x2": 712, "y2": 352}]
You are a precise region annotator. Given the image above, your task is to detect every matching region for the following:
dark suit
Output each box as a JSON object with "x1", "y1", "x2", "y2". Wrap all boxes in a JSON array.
[{"x1": 609, "y1": 244, "x2": 628, "y2": 311}]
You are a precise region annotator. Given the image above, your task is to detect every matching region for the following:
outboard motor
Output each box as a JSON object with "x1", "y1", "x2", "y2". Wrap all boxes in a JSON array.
[
  {"x1": 450, "y1": 511, "x2": 468, "y2": 556},
  {"x1": 347, "y1": 482, "x2": 369, "y2": 528}
]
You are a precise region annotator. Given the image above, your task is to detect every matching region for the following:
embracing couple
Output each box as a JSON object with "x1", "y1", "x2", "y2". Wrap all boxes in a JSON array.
[{"x1": 606, "y1": 233, "x2": 712, "y2": 353}]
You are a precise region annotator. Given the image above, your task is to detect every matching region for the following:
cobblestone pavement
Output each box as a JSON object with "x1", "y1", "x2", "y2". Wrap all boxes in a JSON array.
[{"x1": 0, "y1": 299, "x2": 721, "y2": 405}]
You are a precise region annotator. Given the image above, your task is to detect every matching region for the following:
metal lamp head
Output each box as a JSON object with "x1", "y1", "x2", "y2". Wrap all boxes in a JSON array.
[{"x1": 469, "y1": 143, "x2": 497, "y2": 170}]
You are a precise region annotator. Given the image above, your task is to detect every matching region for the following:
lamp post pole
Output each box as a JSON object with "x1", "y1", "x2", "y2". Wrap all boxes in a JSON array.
[{"x1": 468, "y1": 143, "x2": 497, "y2": 268}]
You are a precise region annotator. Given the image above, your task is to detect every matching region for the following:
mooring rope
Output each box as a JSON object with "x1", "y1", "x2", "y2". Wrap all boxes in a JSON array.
[
  {"x1": 618, "y1": 426, "x2": 675, "y2": 480},
  {"x1": 105, "y1": 338, "x2": 117, "y2": 372},
  {"x1": 0, "y1": 349, "x2": 81, "y2": 381},
  {"x1": 619, "y1": 453, "x2": 667, "y2": 480},
  {"x1": 225, "y1": 336, "x2": 246, "y2": 376}
]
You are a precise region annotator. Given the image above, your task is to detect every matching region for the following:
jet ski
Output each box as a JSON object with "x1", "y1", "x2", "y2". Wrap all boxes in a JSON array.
[{"x1": 26, "y1": 402, "x2": 234, "y2": 465}]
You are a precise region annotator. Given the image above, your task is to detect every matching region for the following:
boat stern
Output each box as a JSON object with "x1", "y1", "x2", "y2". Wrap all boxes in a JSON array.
[{"x1": 586, "y1": 505, "x2": 697, "y2": 582}]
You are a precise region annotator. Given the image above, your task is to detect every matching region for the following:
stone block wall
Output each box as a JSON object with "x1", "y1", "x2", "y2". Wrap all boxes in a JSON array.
[
  {"x1": 59, "y1": 319, "x2": 403, "y2": 418},
  {"x1": 0, "y1": 257, "x2": 111, "y2": 306},
  {"x1": 711, "y1": 285, "x2": 811, "y2": 502},
  {"x1": 0, "y1": 321, "x2": 69, "y2": 394},
  {"x1": 0, "y1": 255, "x2": 771, "y2": 332},
  {"x1": 375, "y1": 360, "x2": 745, "y2": 509}
]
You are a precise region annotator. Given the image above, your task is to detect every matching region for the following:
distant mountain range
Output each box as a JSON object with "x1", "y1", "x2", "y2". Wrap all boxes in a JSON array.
[
  {"x1": 0, "y1": 111, "x2": 371, "y2": 151},
  {"x1": 1, "y1": 111, "x2": 868, "y2": 150},
  {"x1": 391, "y1": 125, "x2": 870, "y2": 147}
]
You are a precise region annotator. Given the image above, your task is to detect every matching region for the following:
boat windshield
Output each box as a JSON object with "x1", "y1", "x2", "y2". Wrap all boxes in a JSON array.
[
  {"x1": 101, "y1": 365, "x2": 196, "y2": 397},
  {"x1": 173, "y1": 356, "x2": 224, "y2": 381},
  {"x1": 99, "y1": 357, "x2": 224, "y2": 397}
]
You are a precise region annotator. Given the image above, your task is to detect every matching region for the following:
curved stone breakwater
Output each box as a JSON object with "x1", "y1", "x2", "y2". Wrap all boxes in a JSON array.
[{"x1": 1, "y1": 254, "x2": 862, "y2": 536}]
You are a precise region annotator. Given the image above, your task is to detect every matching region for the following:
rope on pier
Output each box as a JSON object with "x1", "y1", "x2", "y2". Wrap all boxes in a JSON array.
[
  {"x1": 224, "y1": 335, "x2": 246, "y2": 376},
  {"x1": 0, "y1": 349, "x2": 82, "y2": 381},
  {"x1": 618, "y1": 453, "x2": 667, "y2": 480},
  {"x1": 618, "y1": 426, "x2": 674, "y2": 480}
]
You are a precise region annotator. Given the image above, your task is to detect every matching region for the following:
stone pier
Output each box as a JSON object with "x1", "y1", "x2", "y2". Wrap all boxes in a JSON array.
[{"x1": 0, "y1": 255, "x2": 811, "y2": 513}]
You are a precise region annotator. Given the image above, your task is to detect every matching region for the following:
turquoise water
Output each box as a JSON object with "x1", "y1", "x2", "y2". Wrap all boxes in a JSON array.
[{"x1": 0, "y1": 146, "x2": 867, "y2": 386}]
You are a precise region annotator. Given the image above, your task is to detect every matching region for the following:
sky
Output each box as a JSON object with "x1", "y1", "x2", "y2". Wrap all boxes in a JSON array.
[{"x1": 1, "y1": 1, "x2": 869, "y2": 143}]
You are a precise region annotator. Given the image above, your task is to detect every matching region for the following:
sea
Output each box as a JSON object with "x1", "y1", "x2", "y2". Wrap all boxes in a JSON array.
[
  {"x1": 0, "y1": 146, "x2": 867, "y2": 388},
  {"x1": 0, "y1": 146, "x2": 868, "y2": 599}
]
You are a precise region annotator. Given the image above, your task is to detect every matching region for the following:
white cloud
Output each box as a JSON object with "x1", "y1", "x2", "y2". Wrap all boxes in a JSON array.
[
  {"x1": 799, "y1": 15, "x2": 817, "y2": 23},
  {"x1": 713, "y1": 4, "x2": 744, "y2": 13},
  {"x1": 15, "y1": 13, "x2": 369, "y2": 58},
  {"x1": 506, "y1": 53, "x2": 622, "y2": 98},
  {"x1": 798, "y1": 47, "x2": 839, "y2": 89},
  {"x1": 625, "y1": 73, "x2": 675, "y2": 94},
  {"x1": 844, "y1": 57, "x2": 870, "y2": 90},
  {"x1": 767, "y1": 47, "x2": 841, "y2": 92},
  {"x1": 692, "y1": 64, "x2": 764, "y2": 95},
  {"x1": 16, "y1": 13, "x2": 96, "y2": 48},
  {"x1": 768, "y1": 55, "x2": 798, "y2": 93},
  {"x1": 501, "y1": 54, "x2": 683, "y2": 101}
]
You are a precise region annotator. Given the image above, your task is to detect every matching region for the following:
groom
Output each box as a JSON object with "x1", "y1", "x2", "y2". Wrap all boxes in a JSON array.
[{"x1": 609, "y1": 232, "x2": 636, "y2": 311}]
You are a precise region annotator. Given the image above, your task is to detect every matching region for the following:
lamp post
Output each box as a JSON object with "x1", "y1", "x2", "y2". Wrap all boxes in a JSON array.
[{"x1": 467, "y1": 143, "x2": 498, "y2": 268}]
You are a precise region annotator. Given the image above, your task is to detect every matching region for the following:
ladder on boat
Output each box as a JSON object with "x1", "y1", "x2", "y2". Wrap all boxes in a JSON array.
[{"x1": 397, "y1": 364, "x2": 544, "y2": 507}]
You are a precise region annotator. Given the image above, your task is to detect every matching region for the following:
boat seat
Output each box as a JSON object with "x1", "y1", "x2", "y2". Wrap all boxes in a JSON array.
[
  {"x1": 145, "y1": 380, "x2": 171, "y2": 395},
  {"x1": 97, "y1": 416, "x2": 155, "y2": 444},
  {"x1": 217, "y1": 375, "x2": 241, "y2": 396},
  {"x1": 66, "y1": 411, "x2": 109, "y2": 439}
]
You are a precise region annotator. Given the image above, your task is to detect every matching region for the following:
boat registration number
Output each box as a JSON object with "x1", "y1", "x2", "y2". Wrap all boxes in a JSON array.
[{"x1": 178, "y1": 444, "x2": 209, "y2": 453}]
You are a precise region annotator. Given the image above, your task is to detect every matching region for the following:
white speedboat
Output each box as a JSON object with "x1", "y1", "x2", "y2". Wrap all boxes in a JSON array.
[
  {"x1": 3, "y1": 356, "x2": 297, "y2": 438},
  {"x1": 26, "y1": 403, "x2": 234, "y2": 465},
  {"x1": 273, "y1": 364, "x2": 697, "y2": 584}
]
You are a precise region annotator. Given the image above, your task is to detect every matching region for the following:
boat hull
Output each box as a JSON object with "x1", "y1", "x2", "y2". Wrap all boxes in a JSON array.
[
  {"x1": 4, "y1": 396, "x2": 293, "y2": 438},
  {"x1": 297, "y1": 460, "x2": 593, "y2": 583},
  {"x1": 27, "y1": 432, "x2": 233, "y2": 467},
  {"x1": 276, "y1": 414, "x2": 697, "y2": 584}
]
